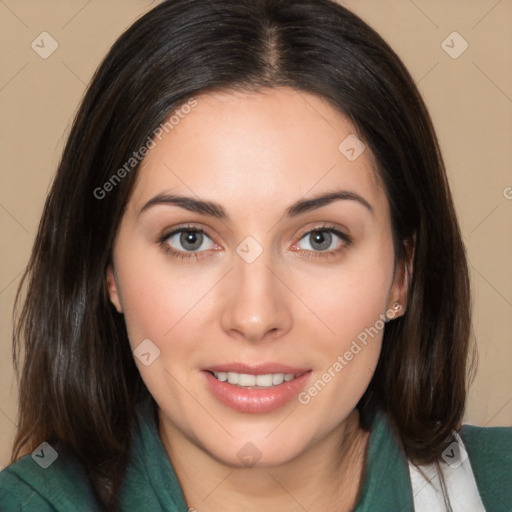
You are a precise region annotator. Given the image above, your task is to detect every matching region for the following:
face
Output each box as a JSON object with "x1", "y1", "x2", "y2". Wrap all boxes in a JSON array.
[{"x1": 107, "y1": 87, "x2": 407, "y2": 468}]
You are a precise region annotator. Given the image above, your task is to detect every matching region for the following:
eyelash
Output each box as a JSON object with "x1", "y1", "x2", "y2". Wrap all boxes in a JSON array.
[
  {"x1": 157, "y1": 223, "x2": 352, "y2": 261},
  {"x1": 295, "y1": 225, "x2": 352, "y2": 261},
  {"x1": 158, "y1": 224, "x2": 212, "y2": 261}
]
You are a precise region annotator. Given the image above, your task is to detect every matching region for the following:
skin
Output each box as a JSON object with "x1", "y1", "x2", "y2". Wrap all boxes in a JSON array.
[{"x1": 107, "y1": 87, "x2": 410, "y2": 511}]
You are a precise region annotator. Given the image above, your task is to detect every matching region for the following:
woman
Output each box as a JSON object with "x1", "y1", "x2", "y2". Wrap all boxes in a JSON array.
[{"x1": 0, "y1": 0, "x2": 510, "y2": 510}]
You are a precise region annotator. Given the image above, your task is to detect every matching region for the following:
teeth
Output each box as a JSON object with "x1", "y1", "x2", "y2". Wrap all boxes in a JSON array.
[
  {"x1": 212, "y1": 372, "x2": 297, "y2": 388},
  {"x1": 272, "y1": 373, "x2": 284, "y2": 385},
  {"x1": 256, "y1": 374, "x2": 273, "y2": 387},
  {"x1": 238, "y1": 373, "x2": 256, "y2": 386},
  {"x1": 227, "y1": 372, "x2": 239, "y2": 385}
]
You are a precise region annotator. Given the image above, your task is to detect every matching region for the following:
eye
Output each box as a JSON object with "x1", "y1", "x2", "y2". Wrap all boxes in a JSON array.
[
  {"x1": 299, "y1": 230, "x2": 336, "y2": 251},
  {"x1": 295, "y1": 227, "x2": 350, "y2": 254},
  {"x1": 163, "y1": 228, "x2": 215, "y2": 253}
]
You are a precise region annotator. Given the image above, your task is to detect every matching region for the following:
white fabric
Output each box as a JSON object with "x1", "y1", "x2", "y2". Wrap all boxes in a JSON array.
[{"x1": 408, "y1": 431, "x2": 486, "y2": 512}]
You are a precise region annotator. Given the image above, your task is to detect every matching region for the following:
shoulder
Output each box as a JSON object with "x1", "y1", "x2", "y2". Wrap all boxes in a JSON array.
[
  {"x1": 460, "y1": 422, "x2": 512, "y2": 509},
  {"x1": 460, "y1": 421, "x2": 512, "y2": 456},
  {"x1": 0, "y1": 463, "x2": 54, "y2": 511},
  {"x1": 0, "y1": 445, "x2": 100, "y2": 511},
  {"x1": 460, "y1": 421, "x2": 512, "y2": 470}
]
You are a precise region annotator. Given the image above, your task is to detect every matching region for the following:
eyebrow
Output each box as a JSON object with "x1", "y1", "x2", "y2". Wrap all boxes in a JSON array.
[{"x1": 138, "y1": 190, "x2": 373, "y2": 220}]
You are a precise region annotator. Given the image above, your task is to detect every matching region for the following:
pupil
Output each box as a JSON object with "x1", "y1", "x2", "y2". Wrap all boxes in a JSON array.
[
  {"x1": 311, "y1": 231, "x2": 332, "y2": 251},
  {"x1": 180, "y1": 231, "x2": 203, "y2": 251}
]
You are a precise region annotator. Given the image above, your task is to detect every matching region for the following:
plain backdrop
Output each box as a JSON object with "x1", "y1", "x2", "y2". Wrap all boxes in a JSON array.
[{"x1": 1, "y1": 0, "x2": 511, "y2": 469}]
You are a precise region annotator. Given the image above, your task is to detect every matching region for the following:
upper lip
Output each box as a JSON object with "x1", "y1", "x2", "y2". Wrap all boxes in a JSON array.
[{"x1": 203, "y1": 363, "x2": 311, "y2": 375}]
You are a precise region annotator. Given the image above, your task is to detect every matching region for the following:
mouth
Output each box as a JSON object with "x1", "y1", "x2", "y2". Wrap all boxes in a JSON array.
[
  {"x1": 202, "y1": 363, "x2": 312, "y2": 413},
  {"x1": 205, "y1": 370, "x2": 305, "y2": 389}
]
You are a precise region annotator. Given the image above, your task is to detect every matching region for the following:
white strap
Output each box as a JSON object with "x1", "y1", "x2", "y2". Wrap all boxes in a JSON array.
[{"x1": 408, "y1": 431, "x2": 486, "y2": 511}]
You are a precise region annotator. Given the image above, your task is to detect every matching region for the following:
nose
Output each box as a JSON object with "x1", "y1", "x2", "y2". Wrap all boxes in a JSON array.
[{"x1": 219, "y1": 249, "x2": 293, "y2": 343}]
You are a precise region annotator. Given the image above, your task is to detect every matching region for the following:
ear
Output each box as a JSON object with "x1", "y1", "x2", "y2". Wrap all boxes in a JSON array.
[
  {"x1": 387, "y1": 234, "x2": 415, "y2": 317},
  {"x1": 106, "y1": 265, "x2": 123, "y2": 314}
]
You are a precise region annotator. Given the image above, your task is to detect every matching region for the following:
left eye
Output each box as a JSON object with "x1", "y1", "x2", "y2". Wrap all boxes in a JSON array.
[
  {"x1": 165, "y1": 229, "x2": 215, "y2": 252},
  {"x1": 296, "y1": 229, "x2": 345, "y2": 252}
]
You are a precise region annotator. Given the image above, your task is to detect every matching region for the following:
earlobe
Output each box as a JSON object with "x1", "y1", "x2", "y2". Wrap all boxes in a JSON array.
[
  {"x1": 106, "y1": 265, "x2": 123, "y2": 314},
  {"x1": 389, "y1": 235, "x2": 415, "y2": 317}
]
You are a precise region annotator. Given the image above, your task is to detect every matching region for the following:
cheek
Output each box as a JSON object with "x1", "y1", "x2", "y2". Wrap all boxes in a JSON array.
[
  {"x1": 297, "y1": 245, "x2": 394, "y2": 348},
  {"x1": 113, "y1": 248, "x2": 211, "y2": 407},
  {"x1": 114, "y1": 243, "x2": 214, "y2": 347},
  {"x1": 328, "y1": 267, "x2": 391, "y2": 342},
  {"x1": 118, "y1": 275, "x2": 176, "y2": 347},
  {"x1": 292, "y1": 244, "x2": 394, "y2": 410}
]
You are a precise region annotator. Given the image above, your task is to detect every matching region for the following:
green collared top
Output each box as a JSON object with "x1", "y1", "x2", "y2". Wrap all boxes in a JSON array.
[{"x1": 1, "y1": 402, "x2": 511, "y2": 511}]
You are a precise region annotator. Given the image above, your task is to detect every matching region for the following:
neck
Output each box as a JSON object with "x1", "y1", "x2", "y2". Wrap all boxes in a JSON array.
[{"x1": 159, "y1": 409, "x2": 370, "y2": 512}]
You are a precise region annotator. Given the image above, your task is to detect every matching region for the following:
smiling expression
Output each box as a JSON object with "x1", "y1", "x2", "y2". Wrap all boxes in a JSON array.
[{"x1": 107, "y1": 86, "x2": 406, "y2": 467}]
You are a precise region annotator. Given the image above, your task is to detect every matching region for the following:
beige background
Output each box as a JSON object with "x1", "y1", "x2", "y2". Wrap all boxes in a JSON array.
[{"x1": 1, "y1": 0, "x2": 511, "y2": 469}]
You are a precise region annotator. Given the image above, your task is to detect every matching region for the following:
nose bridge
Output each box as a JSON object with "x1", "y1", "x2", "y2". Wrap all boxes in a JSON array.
[{"x1": 220, "y1": 240, "x2": 291, "y2": 341}]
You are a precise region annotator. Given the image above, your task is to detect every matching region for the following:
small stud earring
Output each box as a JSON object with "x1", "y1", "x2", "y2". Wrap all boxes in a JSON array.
[{"x1": 385, "y1": 301, "x2": 402, "y2": 321}]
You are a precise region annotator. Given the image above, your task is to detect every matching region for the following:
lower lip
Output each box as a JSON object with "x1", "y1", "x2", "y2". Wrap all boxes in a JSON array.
[{"x1": 202, "y1": 370, "x2": 312, "y2": 413}]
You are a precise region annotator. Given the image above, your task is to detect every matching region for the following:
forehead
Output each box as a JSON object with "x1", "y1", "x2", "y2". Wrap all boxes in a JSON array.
[{"x1": 129, "y1": 87, "x2": 387, "y2": 219}]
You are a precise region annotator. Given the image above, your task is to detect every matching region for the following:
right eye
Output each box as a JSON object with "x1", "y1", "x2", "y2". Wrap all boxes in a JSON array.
[{"x1": 158, "y1": 225, "x2": 220, "y2": 261}]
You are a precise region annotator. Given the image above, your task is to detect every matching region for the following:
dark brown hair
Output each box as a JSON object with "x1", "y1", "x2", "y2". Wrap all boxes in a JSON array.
[{"x1": 11, "y1": 0, "x2": 474, "y2": 509}]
